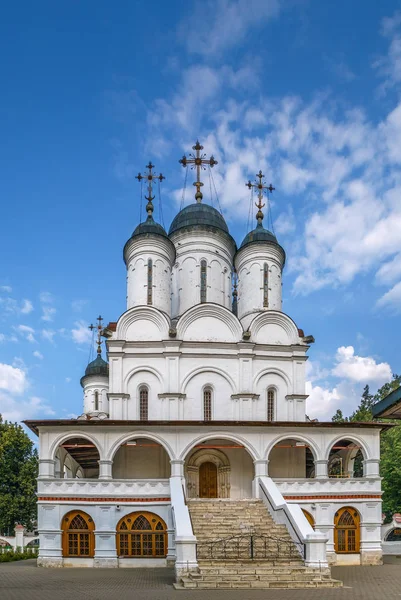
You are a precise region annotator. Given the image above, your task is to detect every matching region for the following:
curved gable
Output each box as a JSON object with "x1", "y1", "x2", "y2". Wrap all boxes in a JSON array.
[
  {"x1": 116, "y1": 306, "x2": 170, "y2": 342},
  {"x1": 177, "y1": 304, "x2": 243, "y2": 343},
  {"x1": 249, "y1": 311, "x2": 300, "y2": 345}
]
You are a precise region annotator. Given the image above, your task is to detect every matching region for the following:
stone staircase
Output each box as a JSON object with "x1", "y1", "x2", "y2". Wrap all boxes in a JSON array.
[{"x1": 176, "y1": 499, "x2": 342, "y2": 589}]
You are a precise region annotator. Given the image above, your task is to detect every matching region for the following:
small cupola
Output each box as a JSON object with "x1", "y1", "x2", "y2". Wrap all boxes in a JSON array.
[{"x1": 80, "y1": 316, "x2": 109, "y2": 416}]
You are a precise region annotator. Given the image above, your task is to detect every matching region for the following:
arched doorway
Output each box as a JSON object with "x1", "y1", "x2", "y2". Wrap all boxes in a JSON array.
[
  {"x1": 334, "y1": 507, "x2": 360, "y2": 554},
  {"x1": 61, "y1": 510, "x2": 95, "y2": 558},
  {"x1": 112, "y1": 438, "x2": 170, "y2": 479},
  {"x1": 328, "y1": 439, "x2": 365, "y2": 478},
  {"x1": 302, "y1": 510, "x2": 315, "y2": 529},
  {"x1": 56, "y1": 437, "x2": 100, "y2": 479},
  {"x1": 116, "y1": 512, "x2": 167, "y2": 558},
  {"x1": 268, "y1": 438, "x2": 316, "y2": 478},
  {"x1": 199, "y1": 462, "x2": 218, "y2": 498}
]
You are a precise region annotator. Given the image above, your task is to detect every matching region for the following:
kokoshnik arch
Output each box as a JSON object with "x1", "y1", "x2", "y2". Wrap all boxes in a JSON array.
[{"x1": 25, "y1": 142, "x2": 389, "y2": 579}]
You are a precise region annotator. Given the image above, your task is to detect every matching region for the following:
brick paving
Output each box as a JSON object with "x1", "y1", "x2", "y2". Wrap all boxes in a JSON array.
[{"x1": 1, "y1": 557, "x2": 401, "y2": 600}]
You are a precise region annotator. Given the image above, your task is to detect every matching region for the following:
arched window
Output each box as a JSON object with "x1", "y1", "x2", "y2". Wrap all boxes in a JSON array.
[
  {"x1": 267, "y1": 388, "x2": 275, "y2": 422},
  {"x1": 263, "y1": 263, "x2": 269, "y2": 307},
  {"x1": 302, "y1": 510, "x2": 315, "y2": 529},
  {"x1": 147, "y1": 259, "x2": 153, "y2": 305},
  {"x1": 116, "y1": 511, "x2": 167, "y2": 557},
  {"x1": 94, "y1": 390, "x2": 99, "y2": 411},
  {"x1": 334, "y1": 507, "x2": 360, "y2": 553},
  {"x1": 203, "y1": 388, "x2": 212, "y2": 421},
  {"x1": 62, "y1": 510, "x2": 95, "y2": 558},
  {"x1": 139, "y1": 387, "x2": 148, "y2": 421},
  {"x1": 386, "y1": 528, "x2": 401, "y2": 541},
  {"x1": 200, "y1": 260, "x2": 207, "y2": 303}
]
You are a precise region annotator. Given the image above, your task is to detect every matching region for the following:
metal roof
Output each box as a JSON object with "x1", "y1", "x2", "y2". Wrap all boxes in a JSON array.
[{"x1": 372, "y1": 386, "x2": 401, "y2": 419}]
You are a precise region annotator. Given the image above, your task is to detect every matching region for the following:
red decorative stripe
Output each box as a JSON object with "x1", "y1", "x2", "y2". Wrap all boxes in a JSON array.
[
  {"x1": 37, "y1": 497, "x2": 170, "y2": 502},
  {"x1": 283, "y1": 494, "x2": 381, "y2": 500}
]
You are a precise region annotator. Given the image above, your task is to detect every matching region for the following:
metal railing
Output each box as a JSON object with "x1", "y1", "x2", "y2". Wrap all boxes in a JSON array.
[{"x1": 196, "y1": 531, "x2": 304, "y2": 561}]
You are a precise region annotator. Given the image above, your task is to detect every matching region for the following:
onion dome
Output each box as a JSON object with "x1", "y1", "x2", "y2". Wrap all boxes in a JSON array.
[
  {"x1": 84, "y1": 354, "x2": 109, "y2": 377},
  {"x1": 240, "y1": 222, "x2": 279, "y2": 247},
  {"x1": 131, "y1": 215, "x2": 168, "y2": 238},
  {"x1": 169, "y1": 203, "x2": 229, "y2": 236}
]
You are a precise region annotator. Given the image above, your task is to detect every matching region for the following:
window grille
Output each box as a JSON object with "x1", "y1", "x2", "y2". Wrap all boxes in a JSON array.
[
  {"x1": 200, "y1": 260, "x2": 207, "y2": 303},
  {"x1": 263, "y1": 263, "x2": 269, "y2": 307},
  {"x1": 139, "y1": 387, "x2": 148, "y2": 420},
  {"x1": 267, "y1": 388, "x2": 275, "y2": 422},
  {"x1": 204, "y1": 388, "x2": 212, "y2": 421},
  {"x1": 147, "y1": 259, "x2": 153, "y2": 305},
  {"x1": 117, "y1": 512, "x2": 167, "y2": 558}
]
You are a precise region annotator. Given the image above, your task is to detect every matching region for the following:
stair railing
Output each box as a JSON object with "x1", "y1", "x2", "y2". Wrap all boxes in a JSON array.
[{"x1": 196, "y1": 531, "x2": 304, "y2": 561}]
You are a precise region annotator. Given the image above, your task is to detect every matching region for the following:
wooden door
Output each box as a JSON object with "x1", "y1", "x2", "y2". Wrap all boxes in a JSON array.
[{"x1": 199, "y1": 461, "x2": 218, "y2": 498}]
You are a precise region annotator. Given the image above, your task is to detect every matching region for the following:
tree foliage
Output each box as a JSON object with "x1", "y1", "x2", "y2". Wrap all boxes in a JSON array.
[
  {"x1": 0, "y1": 416, "x2": 38, "y2": 534},
  {"x1": 331, "y1": 375, "x2": 401, "y2": 519}
]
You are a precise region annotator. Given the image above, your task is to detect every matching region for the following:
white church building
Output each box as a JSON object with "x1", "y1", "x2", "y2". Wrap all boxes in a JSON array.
[{"x1": 25, "y1": 143, "x2": 386, "y2": 588}]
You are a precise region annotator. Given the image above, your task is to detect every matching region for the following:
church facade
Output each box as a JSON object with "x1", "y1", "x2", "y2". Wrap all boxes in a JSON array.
[{"x1": 25, "y1": 144, "x2": 385, "y2": 581}]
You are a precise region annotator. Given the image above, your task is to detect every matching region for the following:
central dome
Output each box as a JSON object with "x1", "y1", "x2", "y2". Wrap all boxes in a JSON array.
[{"x1": 168, "y1": 203, "x2": 229, "y2": 236}]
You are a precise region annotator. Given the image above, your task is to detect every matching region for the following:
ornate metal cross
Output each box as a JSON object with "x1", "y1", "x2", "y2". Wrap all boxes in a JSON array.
[
  {"x1": 179, "y1": 141, "x2": 218, "y2": 203},
  {"x1": 246, "y1": 170, "x2": 275, "y2": 225},
  {"x1": 136, "y1": 162, "x2": 165, "y2": 217},
  {"x1": 89, "y1": 315, "x2": 103, "y2": 355}
]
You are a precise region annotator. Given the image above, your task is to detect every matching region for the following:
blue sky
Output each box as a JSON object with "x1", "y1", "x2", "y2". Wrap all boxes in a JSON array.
[{"x1": 1, "y1": 0, "x2": 401, "y2": 427}]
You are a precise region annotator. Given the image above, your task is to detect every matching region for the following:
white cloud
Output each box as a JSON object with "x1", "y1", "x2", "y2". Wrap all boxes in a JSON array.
[
  {"x1": 0, "y1": 363, "x2": 27, "y2": 395},
  {"x1": 15, "y1": 324, "x2": 36, "y2": 343},
  {"x1": 0, "y1": 392, "x2": 55, "y2": 422},
  {"x1": 332, "y1": 346, "x2": 392, "y2": 384},
  {"x1": 180, "y1": 0, "x2": 280, "y2": 57},
  {"x1": 33, "y1": 350, "x2": 44, "y2": 360},
  {"x1": 374, "y1": 11, "x2": 401, "y2": 93},
  {"x1": 41, "y1": 329, "x2": 57, "y2": 343},
  {"x1": 65, "y1": 377, "x2": 71, "y2": 383},
  {"x1": 41, "y1": 306, "x2": 57, "y2": 322},
  {"x1": 376, "y1": 253, "x2": 401, "y2": 284},
  {"x1": 0, "y1": 285, "x2": 12, "y2": 293},
  {"x1": 377, "y1": 281, "x2": 401, "y2": 312},
  {"x1": 305, "y1": 381, "x2": 341, "y2": 420},
  {"x1": 71, "y1": 299, "x2": 88, "y2": 312},
  {"x1": 39, "y1": 291, "x2": 54, "y2": 304},
  {"x1": 20, "y1": 299, "x2": 34, "y2": 314},
  {"x1": 71, "y1": 321, "x2": 92, "y2": 344}
]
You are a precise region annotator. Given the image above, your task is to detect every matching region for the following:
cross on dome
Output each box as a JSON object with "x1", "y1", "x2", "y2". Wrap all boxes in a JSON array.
[
  {"x1": 246, "y1": 170, "x2": 275, "y2": 226},
  {"x1": 179, "y1": 141, "x2": 218, "y2": 203},
  {"x1": 88, "y1": 315, "x2": 104, "y2": 356},
  {"x1": 136, "y1": 162, "x2": 165, "y2": 218}
]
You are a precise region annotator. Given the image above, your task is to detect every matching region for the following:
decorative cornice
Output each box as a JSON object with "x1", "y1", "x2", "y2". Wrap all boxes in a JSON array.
[
  {"x1": 285, "y1": 395, "x2": 309, "y2": 400},
  {"x1": 107, "y1": 393, "x2": 130, "y2": 399},
  {"x1": 38, "y1": 496, "x2": 170, "y2": 503},
  {"x1": 231, "y1": 394, "x2": 260, "y2": 400},
  {"x1": 284, "y1": 494, "x2": 382, "y2": 500},
  {"x1": 158, "y1": 393, "x2": 186, "y2": 399}
]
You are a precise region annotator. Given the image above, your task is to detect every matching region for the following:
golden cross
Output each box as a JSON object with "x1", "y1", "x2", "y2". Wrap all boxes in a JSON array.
[
  {"x1": 179, "y1": 141, "x2": 218, "y2": 203},
  {"x1": 89, "y1": 315, "x2": 104, "y2": 355},
  {"x1": 136, "y1": 162, "x2": 165, "y2": 217},
  {"x1": 246, "y1": 170, "x2": 275, "y2": 225}
]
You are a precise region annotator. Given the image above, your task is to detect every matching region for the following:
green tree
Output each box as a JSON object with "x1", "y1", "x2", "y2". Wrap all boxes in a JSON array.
[{"x1": 0, "y1": 416, "x2": 38, "y2": 534}]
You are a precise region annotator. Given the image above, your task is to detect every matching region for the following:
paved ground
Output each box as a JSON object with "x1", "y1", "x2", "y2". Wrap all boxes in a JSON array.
[{"x1": 1, "y1": 557, "x2": 401, "y2": 600}]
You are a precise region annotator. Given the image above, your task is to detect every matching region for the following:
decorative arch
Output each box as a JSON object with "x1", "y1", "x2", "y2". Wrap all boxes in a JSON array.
[
  {"x1": 325, "y1": 435, "x2": 370, "y2": 462},
  {"x1": 116, "y1": 306, "x2": 170, "y2": 341},
  {"x1": 181, "y1": 366, "x2": 236, "y2": 395},
  {"x1": 108, "y1": 431, "x2": 174, "y2": 462},
  {"x1": 249, "y1": 310, "x2": 300, "y2": 345},
  {"x1": 61, "y1": 510, "x2": 95, "y2": 558},
  {"x1": 334, "y1": 507, "x2": 360, "y2": 554},
  {"x1": 265, "y1": 433, "x2": 320, "y2": 462},
  {"x1": 267, "y1": 387, "x2": 276, "y2": 422},
  {"x1": 124, "y1": 366, "x2": 163, "y2": 392},
  {"x1": 179, "y1": 432, "x2": 259, "y2": 462},
  {"x1": 0, "y1": 538, "x2": 12, "y2": 548},
  {"x1": 116, "y1": 511, "x2": 167, "y2": 558},
  {"x1": 177, "y1": 303, "x2": 243, "y2": 343},
  {"x1": 253, "y1": 367, "x2": 291, "y2": 390},
  {"x1": 50, "y1": 432, "x2": 103, "y2": 463},
  {"x1": 186, "y1": 448, "x2": 230, "y2": 498}
]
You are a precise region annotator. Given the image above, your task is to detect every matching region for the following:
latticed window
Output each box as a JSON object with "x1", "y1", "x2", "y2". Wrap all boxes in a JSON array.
[
  {"x1": 267, "y1": 388, "x2": 275, "y2": 422},
  {"x1": 203, "y1": 388, "x2": 212, "y2": 421},
  {"x1": 263, "y1": 263, "x2": 269, "y2": 307},
  {"x1": 94, "y1": 390, "x2": 99, "y2": 411},
  {"x1": 335, "y1": 508, "x2": 360, "y2": 553},
  {"x1": 117, "y1": 512, "x2": 167, "y2": 558},
  {"x1": 62, "y1": 511, "x2": 94, "y2": 558},
  {"x1": 200, "y1": 260, "x2": 207, "y2": 303},
  {"x1": 139, "y1": 387, "x2": 148, "y2": 420},
  {"x1": 147, "y1": 259, "x2": 153, "y2": 305}
]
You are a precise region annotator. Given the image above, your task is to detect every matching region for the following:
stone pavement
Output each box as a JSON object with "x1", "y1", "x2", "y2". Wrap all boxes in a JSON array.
[{"x1": 1, "y1": 557, "x2": 401, "y2": 600}]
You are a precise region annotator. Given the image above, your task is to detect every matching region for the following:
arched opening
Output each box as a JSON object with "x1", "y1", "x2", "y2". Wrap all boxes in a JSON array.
[
  {"x1": 139, "y1": 386, "x2": 148, "y2": 420},
  {"x1": 147, "y1": 258, "x2": 153, "y2": 305},
  {"x1": 334, "y1": 507, "x2": 360, "y2": 554},
  {"x1": 61, "y1": 510, "x2": 95, "y2": 558},
  {"x1": 203, "y1": 387, "x2": 212, "y2": 421},
  {"x1": 56, "y1": 437, "x2": 100, "y2": 479},
  {"x1": 200, "y1": 259, "x2": 207, "y2": 303},
  {"x1": 0, "y1": 539, "x2": 12, "y2": 549},
  {"x1": 385, "y1": 528, "x2": 401, "y2": 542},
  {"x1": 116, "y1": 511, "x2": 167, "y2": 558},
  {"x1": 185, "y1": 438, "x2": 255, "y2": 499},
  {"x1": 112, "y1": 437, "x2": 171, "y2": 479},
  {"x1": 263, "y1": 263, "x2": 269, "y2": 307},
  {"x1": 302, "y1": 510, "x2": 315, "y2": 529},
  {"x1": 267, "y1": 388, "x2": 275, "y2": 422},
  {"x1": 328, "y1": 439, "x2": 365, "y2": 478},
  {"x1": 268, "y1": 438, "x2": 315, "y2": 478}
]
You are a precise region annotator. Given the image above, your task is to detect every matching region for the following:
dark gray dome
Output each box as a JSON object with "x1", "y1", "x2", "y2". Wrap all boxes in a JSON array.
[
  {"x1": 240, "y1": 223, "x2": 278, "y2": 247},
  {"x1": 169, "y1": 203, "x2": 229, "y2": 236},
  {"x1": 80, "y1": 355, "x2": 109, "y2": 387},
  {"x1": 131, "y1": 215, "x2": 168, "y2": 238}
]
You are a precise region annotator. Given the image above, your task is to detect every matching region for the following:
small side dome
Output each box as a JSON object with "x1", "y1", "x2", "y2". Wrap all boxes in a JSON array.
[
  {"x1": 240, "y1": 222, "x2": 278, "y2": 248},
  {"x1": 169, "y1": 203, "x2": 229, "y2": 236},
  {"x1": 131, "y1": 215, "x2": 168, "y2": 239},
  {"x1": 84, "y1": 355, "x2": 109, "y2": 378}
]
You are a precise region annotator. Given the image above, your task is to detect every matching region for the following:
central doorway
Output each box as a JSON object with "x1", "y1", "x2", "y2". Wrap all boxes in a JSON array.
[{"x1": 199, "y1": 461, "x2": 218, "y2": 498}]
